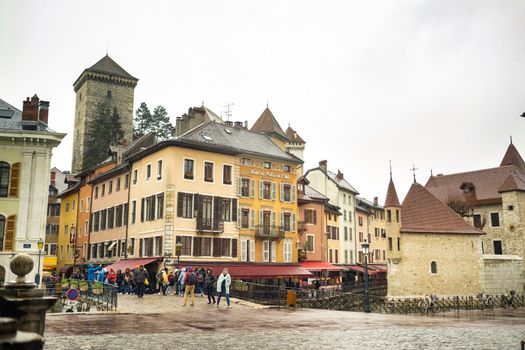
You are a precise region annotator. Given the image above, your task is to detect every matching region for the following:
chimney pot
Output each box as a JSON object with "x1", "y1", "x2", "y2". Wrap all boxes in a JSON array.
[
  {"x1": 373, "y1": 197, "x2": 378, "y2": 206},
  {"x1": 22, "y1": 95, "x2": 39, "y2": 122},
  {"x1": 234, "y1": 121, "x2": 243, "y2": 128},
  {"x1": 319, "y1": 160, "x2": 327, "y2": 172},
  {"x1": 38, "y1": 100, "x2": 49, "y2": 125},
  {"x1": 336, "y1": 170, "x2": 343, "y2": 179}
]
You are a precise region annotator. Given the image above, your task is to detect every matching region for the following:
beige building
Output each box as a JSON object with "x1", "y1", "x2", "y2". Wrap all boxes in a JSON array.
[
  {"x1": 71, "y1": 55, "x2": 138, "y2": 173},
  {"x1": 385, "y1": 178, "x2": 484, "y2": 297},
  {"x1": 356, "y1": 197, "x2": 386, "y2": 264}
]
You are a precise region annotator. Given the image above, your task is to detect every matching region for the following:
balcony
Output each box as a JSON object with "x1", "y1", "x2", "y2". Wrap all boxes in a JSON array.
[
  {"x1": 298, "y1": 221, "x2": 307, "y2": 234},
  {"x1": 196, "y1": 217, "x2": 224, "y2": 233},
  {"x1": 255, "y1": 224, "x2": 285, "y2": 240}
]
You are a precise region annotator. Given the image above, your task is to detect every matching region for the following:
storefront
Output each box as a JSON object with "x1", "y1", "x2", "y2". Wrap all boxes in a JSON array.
[{"x1": 299, "y1": 261, "x2": 347, "y2": 287}]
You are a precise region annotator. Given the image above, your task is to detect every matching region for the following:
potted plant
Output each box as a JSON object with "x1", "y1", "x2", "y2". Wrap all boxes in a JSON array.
[
  {"x1": 69, "y1": 279, "x2": 79, "y2": 289},
  {"x1": 93, "y1": 282, "x2": 103, "y2": 295},
  {"x1": 79, "y1": 280, "x2": 89, "y2": 292},
  {"x1": 61, "y1": 278, "x2": 69, "y2": 287}
]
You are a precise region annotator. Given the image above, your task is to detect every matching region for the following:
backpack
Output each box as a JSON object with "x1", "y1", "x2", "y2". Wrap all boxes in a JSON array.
[
  {"x1": 197, "y1": 272, "x2": 204, "y2": 283},
  {"x1": 187, "y1": 272, "x2": 197, "y2": 286}
]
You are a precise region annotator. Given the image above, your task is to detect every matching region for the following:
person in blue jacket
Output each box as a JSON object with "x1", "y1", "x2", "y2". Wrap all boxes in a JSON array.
[{"x1": 87, "y1": 264, "x2": 102, "y2": 282}]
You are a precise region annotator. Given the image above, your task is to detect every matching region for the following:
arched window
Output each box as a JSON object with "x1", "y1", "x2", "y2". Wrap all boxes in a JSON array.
[
  {"x1": 0, "y1": 162, "x2": 9, "y2": 198},
  {"x1": 0, "y1": 215, "x2": 5, "y2": 251},
  {"x1": 430, "y1": 261, "x2": 438, "y2": 274}
]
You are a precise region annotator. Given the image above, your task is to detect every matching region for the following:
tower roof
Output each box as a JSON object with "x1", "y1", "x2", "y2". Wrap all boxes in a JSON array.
[
  {"x1": 86, "y1": 55, "x2": 138, "y2": 81},
  {"x1": 384, "y1": 178, "x2": 401, "y2": 207},
  {"x1": 250, "y1": 107, "x2": 288, "y2": 140},
  {"x1": 500, "y1": 142, "x2": 525, "y2": 170},
  {"x1": 498, "y1": 170, "x2": 525, "y2": 193},
  {"x1": 400, "y1": 182, "x2": 482, "y2": 235},
  {"x1": 285, "y1": 126, "x2": 305, "y2": 143}
]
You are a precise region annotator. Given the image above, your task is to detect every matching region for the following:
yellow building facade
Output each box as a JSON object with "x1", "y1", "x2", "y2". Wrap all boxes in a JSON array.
[{"x1": 57, "y1": 185, "x2": 79, "y2": 270}]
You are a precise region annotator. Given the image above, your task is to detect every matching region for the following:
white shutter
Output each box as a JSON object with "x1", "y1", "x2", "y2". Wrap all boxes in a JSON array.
[
  {"x1": 250, "y1": 209, "x2": 255, "y2": 229},
  {"x1": 291, "y1": 185, "x2": 296, "y2": 203},
  {"x1": 292, "y1": 213, "x2": 296, "y2": 232},
  {"x1": 271, "y1": 211, "x2": 276, "y2": 235},
  {"x1": 271, "y1": 241, "x2": 276, "y2": 262},
  {"x1": 280, "y1": 183, "x2": 284, "y2": 201},
  {"x1": 249, "y1": 240, "x2": 255, "y2": 262},
  {"x1": 263, "y1": 241, "x2": 269, "y2": 262},
  {"x1": 271, "y1": 182, "x2": 276, "y2": 200},
  {"x1": 259, "y1": 180, "x2": 263, "y2": 199},
  {"x1": 280, "y1": 211, "x2": 284, "y2": 230},
  {"x1": 250, "y1": 179, "x2": 255, "y2": 198},
  {"x1": 282, "y1": 241, "x2": 287, "y2": 262},
  {"x1": 258, "y1": 209, "x2": 263, "y2": 228},
  {"x1": 241, "y1": 240, "x2": 247, "y2": 261}
]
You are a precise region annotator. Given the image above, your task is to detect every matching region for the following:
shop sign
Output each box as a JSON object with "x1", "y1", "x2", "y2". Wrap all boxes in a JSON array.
[{"x1": 249, "y1": 169, "x2": 290, "y2": 180}]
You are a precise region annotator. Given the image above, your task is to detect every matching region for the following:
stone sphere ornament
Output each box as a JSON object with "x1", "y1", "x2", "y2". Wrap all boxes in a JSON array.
[{"x1": 10, "y1": 253, "x2": 34, "y2": 284}]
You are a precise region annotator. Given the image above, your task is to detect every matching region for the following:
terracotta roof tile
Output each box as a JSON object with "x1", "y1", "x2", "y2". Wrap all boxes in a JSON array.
[
  {"x1": 86, "y1": 55, "x2": 137, "y2": 81},
  {"x1": 285, "y1": 126, "x2": 305, "y2": 143},
  {"x1": 250, "y1": 107, "x2": 288, "y2": 139},
  {"x1": 499, "y1": 170, "x2": 525, "y2": 193},
  {"x1": 400, "y1": 183, "x2": 482, "y2": 235},
  {"x1": 500, "y1": 143, "x2": 525, "y2": 170},
  {"x1": 384, "y1": 178, "x2": 401, "y2": 207}
]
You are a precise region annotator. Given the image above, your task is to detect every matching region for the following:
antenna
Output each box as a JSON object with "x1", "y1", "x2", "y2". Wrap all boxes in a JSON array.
[
  {"x1": 221, "y1": 103, "x2": 238, "y2": 121},
  {"x1": 389, "y1": 160, "x2": 392, "y2": 180},
  {"x1": 106, "y1": 45, "x2": 109, "y2": 56}
]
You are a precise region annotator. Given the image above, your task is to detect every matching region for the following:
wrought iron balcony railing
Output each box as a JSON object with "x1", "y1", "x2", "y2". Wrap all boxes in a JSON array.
[
  {"x1": 196, "y1": 217, "x2": 224, "y2": 233},
  {"x1": 255, "y1": 224, "x2": 285, "y2": 240}
]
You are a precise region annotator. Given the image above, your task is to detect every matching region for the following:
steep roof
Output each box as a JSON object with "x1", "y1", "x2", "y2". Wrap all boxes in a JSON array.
[
  {"x1": 85, "y1": 55, "x2": 137, "y2": 81},
  {"x1": 178, "y1": 121, "x2": 302, "y2": 163},
  {"x1": 299, "y1": 184, "x2": 329, "y2": 202},
  {"x1": 285, "y1": 126, "x2": 305, "y2": 143},
  {"x1": 500, "y1": 142, "x2": 525, "y2": 170},
  {"x1": 327, "y1": 170, "x2": 359, "y2": 194},
  {"x1": 384, "y1": 178, "x2": 401, "y2": 207},
  {"x1": 400, "y1": 182, "x2": 482, "y2": 235},
  {"x1": 425, "y1": 165, "x2": 523, "y2": 205},
  {"x1": 0, "y1": 98, "x2": 22, "y2": 130},
  {"x1": 498, "y1": 170, "x2": 525, "y2": 193},
  {"x1": 251, "y1": 107, "x2": 288, "y2": 140}
]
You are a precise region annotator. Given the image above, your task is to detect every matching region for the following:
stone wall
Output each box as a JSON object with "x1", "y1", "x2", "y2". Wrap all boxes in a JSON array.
[
  {"x1": 467, "y1": 204, "x2": 504, "y2": 255},
  {"x1": 481, "y1": 254, "x2": 524, "y2": 294}
]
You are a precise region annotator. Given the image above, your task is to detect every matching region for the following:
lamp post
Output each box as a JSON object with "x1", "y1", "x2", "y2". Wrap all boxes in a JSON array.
[
  {"x1": 35, "y1": 238, "x2": 44, "y2": 287},
  {"x1": 175, "y1": 241, "x2": 182, "y2": 268},
  {"x1": 361, "y1": 240, "x2": 371, "y2": 313},
  {"x1": 70, "y1": 224, "x2": 76, "y2": 274}
]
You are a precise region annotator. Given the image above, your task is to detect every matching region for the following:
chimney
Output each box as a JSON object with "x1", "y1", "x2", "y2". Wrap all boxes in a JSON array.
[
  {"x1": 373, "y1": 197, "x2": 378, "y2": 206},
  {"x1": 234, "y1": 121, "x2": 243, "y2": 128},
  {"x1": 38, "y1": 100, "x2": 50, "y2": 125},
  {"x1": 319, "y1": 160, "x2": 327, "y2": 172},
  {"x1": 244, "y1": 120, "x2": 248, "y2": 129},
  {"x1": 336, "y1": 170, "x2": 344, "y2": 180},
  {"x1": 22, "y1": 95, "x2": 39, "y2": 121},
  {"x1": 225, "y1": 121, "x2": 233, "y2": 127}
]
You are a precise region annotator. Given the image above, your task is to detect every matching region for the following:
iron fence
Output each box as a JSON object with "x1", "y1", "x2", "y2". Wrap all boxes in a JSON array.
[{"x1": 44, "y1": 280, "x2": 118, "y2": 312}]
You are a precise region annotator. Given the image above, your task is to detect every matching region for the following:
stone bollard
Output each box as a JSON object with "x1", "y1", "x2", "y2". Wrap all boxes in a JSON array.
[
  {"x1": 0, "y1": 253, "x2": 58, "y2": 336},
  {"x1": 0, "y1": 317, "x2": 44, "y2": 350}
]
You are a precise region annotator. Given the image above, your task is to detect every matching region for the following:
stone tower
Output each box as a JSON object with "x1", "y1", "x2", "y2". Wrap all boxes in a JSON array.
[{"x1": 71, "y1": 55, "x2": 138, "y2": 173}]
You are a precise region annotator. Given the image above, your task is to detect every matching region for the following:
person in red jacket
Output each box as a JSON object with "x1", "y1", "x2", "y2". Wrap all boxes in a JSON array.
[{"x1": 107, "y1": 268, "x2": 117, "y2": 285}]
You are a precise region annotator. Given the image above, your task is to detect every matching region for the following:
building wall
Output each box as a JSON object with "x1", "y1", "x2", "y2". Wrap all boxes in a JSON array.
[
  {"x1": 57, "y1": 191, "x2": 78, "y2": 269},
  {"x1": 298, "y1": 200, "x2": 325, "y2": 262},
  {"x1": 501, "y1": 191, "x2": 525, "y2": 264},
  {"x1": 326, "y1": 211, "x2": 340, "y2": 264},
  {"x1": 481, "y1": 255, "x2": 524, "y2": 294},
  {"x1": 72, "y1": 76, "x2": 135, "y2": 173},
  {"x1": 128, "y1": 146, "x2": 238, "y2": 263},
  {"x1": 355, "y1": 208, "x2": 370, "y2": 264},
  {"x1": 387, "y1": 232, "x2": 483, "y2": 297},
  {"x1": 369, "y1": 207, "x2": 387, "y2": 264},
  {"x1": 467, "y1": 204, "x2": 505, "y2": 255}
]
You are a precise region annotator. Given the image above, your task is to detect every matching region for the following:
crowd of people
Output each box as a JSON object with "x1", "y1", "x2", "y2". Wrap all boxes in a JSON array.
[{"x1": 55, "y1": 264, "x2": 233, "y2": 309}]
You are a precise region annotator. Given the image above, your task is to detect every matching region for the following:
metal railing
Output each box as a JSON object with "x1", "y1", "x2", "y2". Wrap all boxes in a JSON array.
[
  {"x1": 254, "y1": 225, "x2": 285, "y2": 240},
  {"x1": 196, "y1": 217, "x2": 224, "y2": 232},
  {"x1": 44, "y1": 279, "x2": 118, "y2": 312}
]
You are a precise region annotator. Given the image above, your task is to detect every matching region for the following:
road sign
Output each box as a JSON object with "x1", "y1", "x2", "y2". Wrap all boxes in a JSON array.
[{"x1": 66, "y1": 288, "x2": 80, "y2": 301}]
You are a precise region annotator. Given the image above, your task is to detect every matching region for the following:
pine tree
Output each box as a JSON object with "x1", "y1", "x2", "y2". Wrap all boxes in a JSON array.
[
  {"x1": 83, "y1": 99, "x2": 124, "y2": 170},
  {"x1": 133, "y1": 102, "x2": 172, "y2": 140}
]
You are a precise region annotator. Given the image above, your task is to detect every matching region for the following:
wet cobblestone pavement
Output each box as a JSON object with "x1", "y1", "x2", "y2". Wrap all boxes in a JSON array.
[{"x1": 45, "y1": 295, "x2": 525, "y2": 350}]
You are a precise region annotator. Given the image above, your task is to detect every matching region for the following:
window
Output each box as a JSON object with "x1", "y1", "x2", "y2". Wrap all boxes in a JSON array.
[
  {"x1": 271, "y1": 241, "x2": 276, "y2": 262},
  {"x1": 65, "y1": 203, "x2": 70, "y2": 212},
  {"x1": 85, "y1": 220, "x2": 89, "y2": 236},
  {"x1": 329, "y1": 249, "x2": 333, "y2": 263},
  {"x1": 263, "y1": 161, "x2": 271, "y2": 169},
  {"x1": 283, "y1": 240, "x2": 292, "y2": 262},
  {"x1": 94, "y1": 186, "x2": 99, "y2": 199},
  {"x1": 184, "y1": 159, "x2": 194, "y2": 180},
  {"x1": 86, "y1": 197, "x2": 90, "y2": 212},
  {"x1": 107, "y1": 90, "x2": 112, "y2": 98},
  {"x1": 343, "y1": 194, "x2": 346, "y2": 204},
  {"x1": 358, "y1": 217, "x2": 363, "y2": 226},
  {"x1": 178, "y1": 193, "x2": 193, "y2": 218},
  {"x1": 223, "y1": 165, "x2": 232, "y2": 185},
  {"x1": 388, "y1": 237, "x2": 393, "y2": 251},
  {"x1": 143, "y1": 237, "x2": 154, "y2": 257},
  {"x1": 156, "y1": 193, "x2": 164, "y2": 219},
  {"x1": 282, "y1": 184, "x2": 291, "y2": 202},
  {"x1": 241, "y1": 209, "x2": 250, "y2": 229},
  {"x1": 344, "y1": 250, "x2": 348, "y2": 264},
  {"x1": 204, "y1": 162, "x2": 214, "y2": 182},
  {"x1": 283, "y1": 213, "x2": 291, "y2": 231},
  {"x1": 109, "y1": 181, "x2": 113, "y2": 194},
  {"x1": 107, "y1": 207, "x2": 115, "y2": 229},
  {"x1": 201, "y1": 237, "x2": 212, "y2": 256},
  {"x1": 473, "y1": 214, "x2": 482, "y2": 228},
  {"x1": 131, "y1": 200, "x2": 137, "y2": 224},
  {"x1": 263, "y1": 241, "x2": 270, "y2": 262},
  {"x1": 146, "y1": 164, "x2": 152, "y2": 180},
  {"x1": 283, "y1": 165, "x2": 291, "y2": 172},
  {"x1": 344, "y1": 227, "x2": 348, "y2": 241},
  {"x1": 262, "y1": 181, "x2": 271, "y2": 200},
  {"x1": 100, "y1": 210, "x2": 107, "y2": 230},
  {"x1": 0, "y1": 162, "x2": 9, "y2": 197},
  {"x1": 0, "y1": 214, "x2": 5, "y2": 251},
  {"x1": 249, "y1": 240, "x2": 255, "y2": 261},
  {"x1": 396, "y1": 210, "x2": 400, "y2": 223},
  {"x1": 305, "y1": 209, "x2": 317, "y2": 224},
  {"x1": 115, "y1": 205, "x2": 123, "y2": 227},
  {"x1": 334, "y1": 249, "x2": 338, "y2": 264},
  {"x1": 343, "y1": 210, "x2": 347, "y2": 221},
  {"x1": 155, "y1": 236, "x2": 163, "y2": 256},
  {"x1": 241, "y1": 240, "x2": 247, "y2": 261},
  {"x1": 241, "y1": 178, "x2": 251, "y2": 197},
  {"x1": 397, "y1": 237, "x2": 400, "y2": 251},
  {"x1": 116, "y1": 178, "x2": 121, "y2": 192},
  {"x1": 80, "y1": 200, "x2": 83, "y2": 212},
  {"x1": 490, "y1": 213, "x2": 500, "y2": 227},
  {"x1": 430, "y1": 261, "x2": 438, "y2": 274},
  {"x1": 508, "y1": 205, "x2": 514, "y2": 211},
  {"x1": 157, "y1": 160, "x2": 163, "y2": 180},
  {"x1": 493, "y1": 240, "x2": 503, "y2": 255},
  {"x1": 222, "y1": 198, "x2": 231, "y2": 221},
  {"x1": 386, "y1": 209, "x2": 391, "y2": 223},
  {"x1": 306, "y1": 235, "x2": 314, "y2": 252},
  {"x1": 102, "y1": 184, "x2": 105, "y2": 196},
  {"x1": 124, "y1": 174, "x2": 129, "y2": 188},
  {"x1": 133, "y1": 170, "x2": 138, "y2": 185},
  {"x1": 242, "y1": 158, "x2": 250, "y2": 166}
]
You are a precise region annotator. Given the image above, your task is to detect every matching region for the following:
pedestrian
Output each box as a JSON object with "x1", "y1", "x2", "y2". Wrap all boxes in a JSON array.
[
  {"x1": 122, "y1": 269, "x2": 131, "y2": 294},
  {"x1": 216, "y1": 268, "x2": 232, "y2": 309},
  {"x1": 107, "y1": 268, "x2": 117, "y2": 285},
  {"x1": 116, "y1": 269, "x2": 124, "y2": 292},
  {"x1": 87, "y1": 263, "x2": 101, "y2": 282},
  {"x1": 178, "y1": 268, "x2": 186, "y2": 296},
  {"x1": 167, "y1": 270, "x2": 175, "y2": 295},
  {"x1": 205, "y1": 268, "x2": 216, "y2": 305},
  {"x1": 197, "y1": 267, "x2": 206, "y2": 296},
  {"x1": 183, "y1": 267, "x2": 197, "y2": 307},
  {"x1": 161, "y1": 267, "x2": 169, "y2": 295},
  {"x1": 135, "y1": 265, "x2": 148, "y2": 298}
]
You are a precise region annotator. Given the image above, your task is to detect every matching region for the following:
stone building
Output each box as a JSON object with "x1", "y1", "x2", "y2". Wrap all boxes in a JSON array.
[
  {"x1": 71, "y1": 55, "x2": 138, "y2": 174},
  {"x1": 285, "y1": 126, "x2": 306, "y2": 171},
  {"x1": 0, "y1": 95, "x2": 65, "y2": 285}
]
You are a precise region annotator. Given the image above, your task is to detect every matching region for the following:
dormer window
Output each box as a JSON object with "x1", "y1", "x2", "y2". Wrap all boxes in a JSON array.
[{"x1": 460, "y1": 182, "x2": 475, "y2": 194}]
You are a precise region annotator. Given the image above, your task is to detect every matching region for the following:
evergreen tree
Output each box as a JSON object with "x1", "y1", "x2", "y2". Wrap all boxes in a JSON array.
[
  {"x1": 83, "y1": 99, "x2": 124, "y2": 170},
  {"x1": 133, "y1": 102, "x2": 172, "y2": 140}
]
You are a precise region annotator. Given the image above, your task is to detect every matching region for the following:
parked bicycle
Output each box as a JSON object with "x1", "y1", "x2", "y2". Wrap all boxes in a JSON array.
[
  {"x1": 502, "y1": 290, "x2": 518, "y2": 309},
  {"x1": 419, "y1": 294, "x2": 440, "y2": 314},
  {"x1": 385, "y1": 298, "x2": 397, "y2": 313},
  {"x1": 476, "y1": 293, "x2": 494, "y2": 310}
]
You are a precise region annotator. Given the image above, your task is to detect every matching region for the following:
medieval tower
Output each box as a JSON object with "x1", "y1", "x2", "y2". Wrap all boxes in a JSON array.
[{"x1": 71, "y1": 55, "x2": 138, "y2": 173}]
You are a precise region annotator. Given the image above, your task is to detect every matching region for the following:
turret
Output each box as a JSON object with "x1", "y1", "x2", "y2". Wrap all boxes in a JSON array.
[{"x1": 384, "y1": 172, "x2": 402, "y2": 263}]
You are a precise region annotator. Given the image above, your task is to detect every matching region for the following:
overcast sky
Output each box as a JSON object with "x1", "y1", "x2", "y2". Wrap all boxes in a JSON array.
[{"x1": 1, "y1": 0, "x2": 524, "y2": 203}]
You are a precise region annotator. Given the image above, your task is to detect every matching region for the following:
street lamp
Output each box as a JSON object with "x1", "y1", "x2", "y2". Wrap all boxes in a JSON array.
[
  {"x1": 175, "y1": 240, "x2": 182, "y2": 268},
  {"x1": 361, "y1": 240, "x2": 371, "y2": 313},
  {"x1": 70, "y1": 224, "x2": 76, "y2": 273},
  {"x1": 35, "y1": 238, "x2": 44, "y2": 287}
]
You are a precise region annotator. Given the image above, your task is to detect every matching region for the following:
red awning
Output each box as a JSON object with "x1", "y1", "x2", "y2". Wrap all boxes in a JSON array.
[
  {"x1": 300, "y1": 261, "x2": 347, "y2": 272},
  {"x1": 182, "y1": 263, "x2": 313, "y2": 279},
  {"x1": 104, "y1": 258, "x2": 159, "y2": 272},
  {"x1": 368, "y1": 264, "x2": 387, "y2": 273},
  {"x1": 345, "y1": 265, "x2": 378, "y2": 275}
]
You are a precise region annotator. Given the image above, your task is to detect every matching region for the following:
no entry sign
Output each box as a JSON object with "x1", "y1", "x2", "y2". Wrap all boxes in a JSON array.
[{"x1": 66, "y1": 288, "x2": 80, "y2": 301}]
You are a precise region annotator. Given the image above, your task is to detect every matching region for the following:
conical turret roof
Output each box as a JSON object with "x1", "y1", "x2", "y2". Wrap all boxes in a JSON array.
[
  {"x1": 384, "y1": 178, "x2": 401, "y2": 207},
  {"x1": 500, "y1": 142, "x2": 525, "y2": 170},
  {"x1": 251, "y1": 107, "x2": 288, "y2": 140},
  {"x1": 86, "y1": 55, "x2": 138, "y2": 81}
]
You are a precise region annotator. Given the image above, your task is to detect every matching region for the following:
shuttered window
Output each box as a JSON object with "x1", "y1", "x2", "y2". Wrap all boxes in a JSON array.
[
  {"x1": 0, "y1": 215, "x2": 5, "y2": 251},
  {"x1": 9, "y1": 162, "x2": 20, "y2": 198},
  {"x1": 4, "y1": 215, "x2": 16, "y2": 251},
  {"x1": 0, "y1": 162, "x2": 9, "y2": 198}
]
